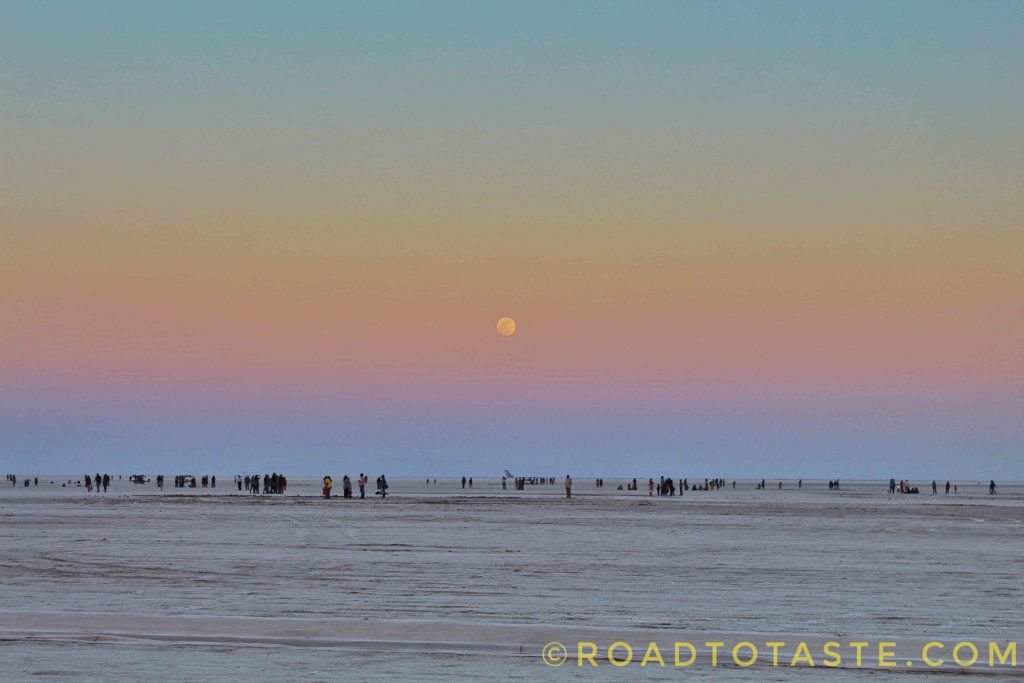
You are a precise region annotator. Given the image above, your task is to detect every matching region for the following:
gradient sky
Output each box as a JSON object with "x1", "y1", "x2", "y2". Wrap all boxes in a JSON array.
[{"x1": 3, "y1": 1, "x2": 1022, "y2": 478}]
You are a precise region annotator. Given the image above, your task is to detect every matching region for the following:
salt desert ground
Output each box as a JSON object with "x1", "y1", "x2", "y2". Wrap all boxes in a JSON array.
[{"x1": 0, "y1": 478, "x2": 1021, "y2": 680}]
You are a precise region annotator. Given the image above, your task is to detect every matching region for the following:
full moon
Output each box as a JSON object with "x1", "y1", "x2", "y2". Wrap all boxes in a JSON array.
[{"x1": 496, "y1": 317, "x2": 517, "y2": 337}]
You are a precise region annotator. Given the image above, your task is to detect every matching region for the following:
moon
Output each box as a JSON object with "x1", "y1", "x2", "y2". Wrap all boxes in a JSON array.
[{"x1": 496, "y1": 317, "x2": 517, "y2": 337}]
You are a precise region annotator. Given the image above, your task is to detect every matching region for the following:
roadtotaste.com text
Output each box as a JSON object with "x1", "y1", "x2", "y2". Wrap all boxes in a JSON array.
[{"x1": 539, "y1": 640, "x2": 1019, "y2": 669}]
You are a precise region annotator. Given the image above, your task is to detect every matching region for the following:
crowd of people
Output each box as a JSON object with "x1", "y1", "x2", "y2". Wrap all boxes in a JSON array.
[
  {"x1": 321, "y1": 474, "x2": 383, "y2": 499},
  {"x1": 172, "y1": 475, "x2": 218, "y2": 488},
  {"x1": 85, "y1": 473, "x2": 112, "y2": 492},
  {"x1": 505, "y1": 476, "x2": 560, "y2": 490},
  {"x1": 8, "y1": 474, "x2": 23, "y2": 487},
  {"x1": 233, "y1": 473, "x2": 289, "y2": 494},
  {"x1": 634, "y1": 477, "x2": 734, "y2": 495},
  {"x1": 7, "y1": 474, "x2": 42, "y2": 488},
  {"x1": 6, "y1": 474, "x2": 130, "y2": 490},
  {"x1": 175, "y1": 475, "x2": 217, "y2": 488},
  {"x1": 2, "y1": 474, "x2": 1006, "y2": 499},
  {"x1": 889, "y1": 478, "x2": 967, "y2": 495}
]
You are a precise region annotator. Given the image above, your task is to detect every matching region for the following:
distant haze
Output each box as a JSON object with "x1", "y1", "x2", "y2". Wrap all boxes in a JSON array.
[{"x1": 2, "y1": 2, "x2": 1022, "y2": 478}]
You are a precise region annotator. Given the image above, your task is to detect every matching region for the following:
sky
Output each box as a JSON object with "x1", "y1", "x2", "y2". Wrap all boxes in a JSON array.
[{"x1": 2, "y1": 1, "x2": 1022, "y2": 478}]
